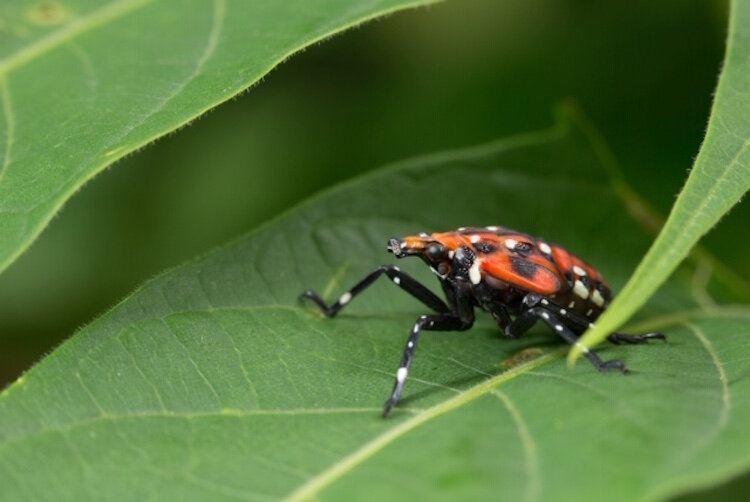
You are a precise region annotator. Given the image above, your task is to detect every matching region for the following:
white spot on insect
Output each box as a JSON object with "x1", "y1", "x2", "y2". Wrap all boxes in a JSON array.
[
  {"x1": 586, "y1": 308, "x2": 593, "y2": 316},
  {"x1": 573, "y1": 280, "x2": 590, "y2": 299},
  {"x1": 486, "y1": 226, "x2": 499, "y2": 231},
  {"x1": 541, "y1": 312, "x2": 550, "y2": 320},
  {"x1": 470, "y1": 234, "x2": 481, "y2": 243},
  {"x1": 339, "y1": 292, "x2": 352, "y2": 305},
  {"x1": 413, "y1": 325, "x2": 419, "y2": 334},
  {"x1": 573, "y1": 265, "x2": 587, "y2": 276},
  {"x1": 448, "y1": 250, "x2": 455, "y2": 259},
  {"x1": 539, "y1": 242, "x2": 552, "y2": 255},
  {"x1": 393, "y1": 266, "x2": 401, "y2": 271},
  {"x1": 393, "y1": 276, "x2": 401, "y2": 285},
  {"x1": 541, "y1": 299, "x2": 549, "y2": 305},
  {"x1": 469, "y1": 260, "x2": 482, "y2": 285},
  {"x1": 592, "y1": 289, "x2": 605, "y2": 307},
  {"x1": 555, "y1": 325, "x2": 563, "y2": 332},
  {"x1": 560, "y1": 308, "x2": 567, "y2": 315},
  {"x1": 575, "y1": 342, "x2": 590, "y2": 354},
  {"x1": 429, "y1": 321, "x2": 434, "y2": 327},
  {"x1": 407, "y1": 341, "x2": 414, "y2": 348},
  {"x1": 458, "y1": 227, "x2": 467, "y2": 231},
  {"x1": 505, "y1": 239, "x2": 518, "y2": 250},
  {"x1": 589, "y1": 322, "x2": 596, "y2": 328},
  {"x1": 400, "y1": 241, "x2": 407, "y2": 249},
  {"x1": 568, "y1": 301, "x2": 575, "y2": 308},
  {"x1": 397, "y1": 367, "x2": 408, "y2": 383},
  {"x1": 419, "y1": 232, "x2": 429, "y2": 238}
]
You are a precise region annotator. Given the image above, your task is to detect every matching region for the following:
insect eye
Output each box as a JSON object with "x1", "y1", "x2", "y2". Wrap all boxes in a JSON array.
[{"x1": 425, "y1": 243, "x2": 447, "y2": 261}]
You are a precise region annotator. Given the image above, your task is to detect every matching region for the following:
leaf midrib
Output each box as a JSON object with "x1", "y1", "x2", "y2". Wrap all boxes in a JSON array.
[{"x1": 285, "y1": 348, "x2": 564, "y2": 501}]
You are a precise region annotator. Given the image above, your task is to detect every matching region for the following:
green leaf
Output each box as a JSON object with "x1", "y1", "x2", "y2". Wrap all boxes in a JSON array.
[
  {"x1": 0, "y1": 0, "x2": 437, "y2": 275},
  {"x1": 1, "y1": 115, "x2": 748, "y2": 500},
  {"x1": 570, "y1": 0, "x2": 750, "y2": 364}
]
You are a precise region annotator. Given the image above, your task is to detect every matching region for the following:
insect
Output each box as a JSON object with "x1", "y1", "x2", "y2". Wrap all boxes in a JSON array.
[{"x1": 300, "y1": 226, "x2": 665, "y2": 416}]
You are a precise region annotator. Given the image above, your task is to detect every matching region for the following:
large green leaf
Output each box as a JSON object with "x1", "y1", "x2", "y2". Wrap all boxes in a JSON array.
[
  {"x1": 0, "y1": 0, "x2": 436, "y2": 275},
  {"x1": 571, "y1": 0, "x2": 750, "y2": 362},
  {"x1": 1, "y1": 115, "x2": 747, "y2": 500}
]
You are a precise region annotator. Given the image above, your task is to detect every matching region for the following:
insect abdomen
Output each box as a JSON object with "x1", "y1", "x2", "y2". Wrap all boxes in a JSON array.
[{"x1": 548, "y1": 244, "x2": 611, "y2": 318}]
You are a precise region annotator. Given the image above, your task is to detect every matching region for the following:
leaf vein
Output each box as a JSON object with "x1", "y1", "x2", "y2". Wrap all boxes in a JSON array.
[
  {"x1": 223, "y1": 325, "x2": 262, "y2": 408},
  {"x1": 180, "y1": 471, "x2": 267, "y2": 501},
  {"x1": 683, "y1": 322, "x2": 730, "y2": 431},
  {"x1": 490, "y1": 389, "x2": 540, "y2": 502},
  {"x1": 75, "y1": 371, "x2": 107, "y2": 415},
  {"x1": 96, "y1": 0, "x2": 226, "y2": 167},
  {"x1": 0, "y1": 408, "x2": 388, "y2": 452},
  {"x1": 114, "y1": 335, "x2": 169, "y2": 412},
  {"x1": 0, "y1": 76, "x2": 14, "y2": 186},
  {"x1": 161, "y1": 318, "x2": 224, "y2": 407},
  {"x1": 0, "y1": 0, "x2": 155, "y2": 77}
]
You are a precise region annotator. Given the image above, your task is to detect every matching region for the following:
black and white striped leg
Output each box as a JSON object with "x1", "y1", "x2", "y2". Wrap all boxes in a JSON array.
[
  {"x1": 382, "y1": 313, "x2": 472, "y2": 417},
  {"x1": 505, "y1": 307, "x2": 627, "y2": 373},
  {"x1": 608, "y1": 332, "x2": 666, "y2": 345},
  {"x1": 300, "y1": 265, "x2": 450, "y2": 318},
  {"x1": 531, "y1": 296, "x2": 667, "y2": 346}
]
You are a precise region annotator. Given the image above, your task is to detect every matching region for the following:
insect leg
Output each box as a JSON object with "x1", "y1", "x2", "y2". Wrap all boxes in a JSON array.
[
  {"x1": 473, "y1": 285, "x2": 513, "y2": 334},
  {"x1": 383, "y1": 280, "x2": 475, "y2": 417},
  {"x1": 382, "y1": 313, "x2": 472, "y2": 417},
  {"x1": 300, "y1": 265, "x2": 450, "y2": 318},
  {"x1": 486, "y1": 304, "x2": 514, "y2": 335},
  {"x1": 528, "y1": 296, "x2": 666, "y2": 345},
  {"x1": 607, "y1": 332, "x2": 666, "y2": 345},
  {"x1": 506, "y1": 307, "x2": 627, "y2": 373},
  {"x1": 524, "y1": 295, "x2": 597, "y2": 333}
]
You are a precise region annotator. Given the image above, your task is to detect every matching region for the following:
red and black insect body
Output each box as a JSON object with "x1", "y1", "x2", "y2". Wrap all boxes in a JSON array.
[{"x1": 301, "y1": 226, "x2": 664, "y2": 416}]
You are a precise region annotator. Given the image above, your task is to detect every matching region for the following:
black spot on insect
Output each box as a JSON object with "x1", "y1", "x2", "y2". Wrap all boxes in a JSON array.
[
  {"x1": 474, "y1": 241, "x2": 497, "y2": 254},
  {"x1": 579, "y1": 275, "x2": 591, "y2": 288},
  {"x1": 564, "y1": 271, "x2": 574, "y2": 285},
  {"x1": 510, "y1": 256, "x2": 537, "y2": 279},
  {"x1": 513, "y1": 241, "x2": 533, "y2": 256}
]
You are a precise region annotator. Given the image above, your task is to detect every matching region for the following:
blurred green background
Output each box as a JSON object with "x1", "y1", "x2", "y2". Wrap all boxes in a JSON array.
[{"x1": 0, "y1": 0, "x2": 745, "y2": 391}]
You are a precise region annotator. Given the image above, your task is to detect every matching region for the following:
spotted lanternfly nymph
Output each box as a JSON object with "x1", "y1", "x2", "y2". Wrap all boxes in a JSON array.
[{"x1": 300, "y1": 226, "x2": 665, "y2": 417}]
